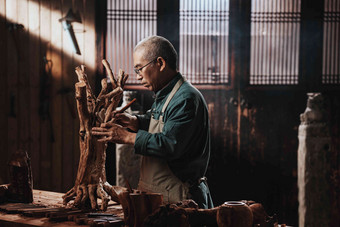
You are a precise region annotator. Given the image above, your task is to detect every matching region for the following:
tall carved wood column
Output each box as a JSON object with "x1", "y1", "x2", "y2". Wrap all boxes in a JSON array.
[
  {"x1": 62, "y1": 61, "x2": 128, "y2": 211},
  {"x1": 298, "y1": 93, "x2": 331, "y2": 226}
]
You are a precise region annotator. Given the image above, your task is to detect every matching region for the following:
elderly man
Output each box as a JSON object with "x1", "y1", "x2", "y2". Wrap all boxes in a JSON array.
[{"x1": 92, "y1": 35, "x2": 213, "y2": 209}]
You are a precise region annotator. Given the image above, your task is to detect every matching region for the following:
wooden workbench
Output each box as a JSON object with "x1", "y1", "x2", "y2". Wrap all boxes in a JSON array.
[{"x1": 0, "y1": 189, "x2": 124, "y2": 226}]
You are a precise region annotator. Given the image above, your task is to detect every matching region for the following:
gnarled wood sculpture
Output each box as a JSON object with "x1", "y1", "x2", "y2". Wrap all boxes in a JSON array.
[{"x1": 62, "y1": 60, "x2": 128, "y2": 211}]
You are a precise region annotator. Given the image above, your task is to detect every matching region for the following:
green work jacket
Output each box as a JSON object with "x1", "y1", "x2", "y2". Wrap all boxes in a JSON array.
[{"x1": 134, "y1": 73, "x2": 213, "y2": 208}]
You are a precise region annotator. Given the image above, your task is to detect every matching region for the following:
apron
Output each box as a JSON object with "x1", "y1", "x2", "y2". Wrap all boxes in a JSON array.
[{"x1": 137, "y1": 77, "x2": 190, "y2": 204}]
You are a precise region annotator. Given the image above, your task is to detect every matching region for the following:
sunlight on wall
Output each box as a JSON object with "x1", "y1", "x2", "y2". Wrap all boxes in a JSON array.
[{"x1": 2, "y1": 0, "x2": 96, "y2": 72}]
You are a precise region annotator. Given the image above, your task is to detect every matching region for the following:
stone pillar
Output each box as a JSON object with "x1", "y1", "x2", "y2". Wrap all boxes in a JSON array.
[
  {"x1": 116, "y1": 91, "x2": 142, "y2": 189},
  {"x1": 298, "y1": 93, "x2": 331, "y2": 227}
]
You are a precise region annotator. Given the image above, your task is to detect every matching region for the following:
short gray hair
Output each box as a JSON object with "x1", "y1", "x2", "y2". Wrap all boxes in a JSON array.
[{"x1": 134, "y1": 36, "x2": 178, "y2": 70}]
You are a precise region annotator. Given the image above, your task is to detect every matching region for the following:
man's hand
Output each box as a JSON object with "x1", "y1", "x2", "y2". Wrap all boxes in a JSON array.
[
  {"x1": 111, "y1": 112, "x2": 139, "y2": 132},
  {"x1": 91, "y1": 122, "x2": 136, "y2": 145}
]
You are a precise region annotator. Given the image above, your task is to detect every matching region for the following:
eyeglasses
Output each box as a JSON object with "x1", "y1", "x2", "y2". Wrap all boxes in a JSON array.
[{"x1": 134, "y1": 58, "x2": 157, "y2": 75}]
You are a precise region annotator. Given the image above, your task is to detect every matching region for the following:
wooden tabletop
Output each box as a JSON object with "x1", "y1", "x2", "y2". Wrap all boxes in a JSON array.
[{"x1": 0, "y1": 189, "x2": 124, "y2": 226}]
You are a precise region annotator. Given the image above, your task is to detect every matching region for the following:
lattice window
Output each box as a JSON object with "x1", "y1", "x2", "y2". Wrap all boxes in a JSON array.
[
  {"x1": 250, "y1": 0, "x2": 301, "y2": 85},
  {"x1": 322, "y1": 0, "x2": 340, "y2": 84},
  {"x1": 107, "y1": 0, "x2": 157, "y2": 85},
  {"x1": 179, "y1": 0, "x2": 229, "y2": 85}
]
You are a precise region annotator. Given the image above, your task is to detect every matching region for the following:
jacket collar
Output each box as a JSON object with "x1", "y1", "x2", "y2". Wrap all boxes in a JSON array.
[{"x1": 154, "y1": 73, "x2": 182, "y2": 102}]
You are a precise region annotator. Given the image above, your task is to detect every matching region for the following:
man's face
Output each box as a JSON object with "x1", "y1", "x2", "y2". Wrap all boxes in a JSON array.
[{"x1": 133, "y1": 49, "x2": 160, "y2": 92}]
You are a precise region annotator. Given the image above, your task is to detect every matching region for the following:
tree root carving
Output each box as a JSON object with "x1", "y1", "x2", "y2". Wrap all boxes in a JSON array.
[{"x1": 62, "y1": 60, "x2": 128, "y2": 212}]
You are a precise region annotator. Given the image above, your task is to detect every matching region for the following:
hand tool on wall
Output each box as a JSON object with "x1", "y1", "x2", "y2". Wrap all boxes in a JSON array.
[{"x1": 59, "y1": 9, "x2": 82, "y2": 55}]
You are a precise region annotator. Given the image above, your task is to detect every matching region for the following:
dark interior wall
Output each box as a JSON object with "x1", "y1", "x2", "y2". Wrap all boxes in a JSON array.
[
  {"x1": 203, "y1": 89, "x2": 340, "y2": 226},
  {"x1": 0, "y1": 0, "x2": 98, "y2": 193},
  {"x1": 202, "y1": 89, "x2": 305, "y2": 225},
  {"x1": 0, "y1": 0, "x2": 8, "y2": 185}
]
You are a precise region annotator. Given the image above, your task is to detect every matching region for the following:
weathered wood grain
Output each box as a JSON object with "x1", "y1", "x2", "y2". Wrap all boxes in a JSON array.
[
  {"x1": 50, "y1": 0, "x2": 64, "y2": 192},
  {"x1": 28, "y1": 0, "x2": 41, "y2": 191},
  {"x1": 61, "y1": 0, "x2": 76, "y2": 193},
  {"x1": 0, "y1": 0, "x2": 9, "y2": 185}
]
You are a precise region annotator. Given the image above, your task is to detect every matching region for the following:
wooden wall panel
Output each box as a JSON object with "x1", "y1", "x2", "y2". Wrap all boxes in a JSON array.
[
  {"x1": 202, "y1": 89, "x2": 340, "y2": 226},
  {"x1": 84, "y1": 0, "x2": 96, "y2": 87},
  {"x1": 50, "y1": 0, "x2": 63, "y2": 193},
  {"x1": 61, "y1": 0, "x2": 75, "y2": 193},
  {"x1": 39, "y1": 0, "x2": 52, "y2": 190},
  {"x1": 28, "y1": 0, "x2": 41, "y2": 191},
  {"x1": 6, "y1": 0, "x2": 19, "y2": 175},
  {"x1": 17, "y1": 0, "x2": 29, "y2": 154},
  {"x1": 0, "y1": 0, "x2": 97, "y2": 193},
  {"x1": 201, "y1": 89, "x2": 302, "y2": 225},
  {"x1": 0, "y1": 0, "x2": 8, "y2": 184}
]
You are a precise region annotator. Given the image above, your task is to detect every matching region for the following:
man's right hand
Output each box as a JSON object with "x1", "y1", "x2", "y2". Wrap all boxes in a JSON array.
[
  {"x1": 112, "y1": 112, "x2": 139, "y2": 132},
  {"x1": 92, "y1": 122, "x2": 136, "y2": 145}
]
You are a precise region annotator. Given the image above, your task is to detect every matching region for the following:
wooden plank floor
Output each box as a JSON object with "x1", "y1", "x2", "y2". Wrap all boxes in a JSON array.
[{"x1": 0, "y1": 190, "x2": 124, "y2": 227}]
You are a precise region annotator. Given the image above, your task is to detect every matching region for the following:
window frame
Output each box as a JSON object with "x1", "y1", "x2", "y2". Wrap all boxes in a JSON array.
[{"x1": 101, "y1": 0, "x2": 340, "y2": 92}]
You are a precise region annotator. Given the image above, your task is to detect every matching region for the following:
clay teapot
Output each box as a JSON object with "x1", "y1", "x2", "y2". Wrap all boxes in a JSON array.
[{"x1": 217, "y1": 201, "x2": 253, "y2": 227}]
